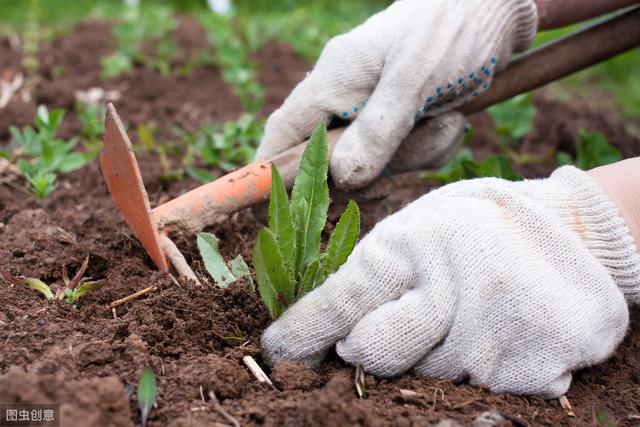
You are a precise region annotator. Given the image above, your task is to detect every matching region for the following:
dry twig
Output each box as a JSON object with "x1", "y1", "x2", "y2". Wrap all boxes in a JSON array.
[{"x1": 107, "y1": 286, "x2": 158, "y2": 310}]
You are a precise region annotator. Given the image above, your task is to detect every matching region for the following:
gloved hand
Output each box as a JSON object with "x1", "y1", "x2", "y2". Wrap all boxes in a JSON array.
[
  {"x1": 256, "y1": 0, "x2": 538, "y2": 189},
  {"x1": 261, "y1": 166, "x2": 640, "y2": 398}
]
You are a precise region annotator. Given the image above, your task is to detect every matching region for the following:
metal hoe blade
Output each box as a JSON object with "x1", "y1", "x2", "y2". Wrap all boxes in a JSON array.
[{"x1": 100, "y1": 104, "x2": 169, "y2": 272}]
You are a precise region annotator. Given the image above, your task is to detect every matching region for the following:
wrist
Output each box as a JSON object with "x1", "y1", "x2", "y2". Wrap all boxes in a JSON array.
[{"x1": 588, "y1": 159, "x2": 640, "y2": 254}]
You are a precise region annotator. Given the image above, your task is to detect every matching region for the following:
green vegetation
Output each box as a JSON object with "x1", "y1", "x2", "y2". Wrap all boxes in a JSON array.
[
  {"x1": 197, "y1": 232, "x2": 254, "y2": 289},
  {"x1": 0, "y1": 256, "x2": 104, "y2": 305},
  {"x1": 101, "y1": 5, "x2": 177, "y2": 78},
  {"x1": 136, "y1": 113, "x2": 262, "y2": 183},
  {"x1": 487, "y1": 93, "x2": 536, "y2": 146},
  {"x1": 9, "y1": 106, "x2": 94, "y2": 200},
  {"x1": 252, "y1": 124, "x2": 361, "y2": 319},
  {"x1": 422, "y1": 149, "x2": 523, "y2": 184},
  {"x1": 556, "y1": 131, "x2": 622, "y2": 170},
  {"x1": 199, "y1": 14, "x2": 264, "y2": 112},
  {"x1": 138, "y1": 368, "x2": 157, "y2": 427}
]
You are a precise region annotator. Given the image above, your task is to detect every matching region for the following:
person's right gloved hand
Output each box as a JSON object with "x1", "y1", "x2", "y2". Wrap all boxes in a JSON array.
[
  {"x1": 256, "y1": 0, "x2": 538, "y2": 189},
  {"x1": 261, "y1": 166, "x2": 640, "y2": 398}
]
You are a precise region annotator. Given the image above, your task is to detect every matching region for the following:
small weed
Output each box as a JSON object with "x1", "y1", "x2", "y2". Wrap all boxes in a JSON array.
[
  {"x1": 0, "y1": 256, "x2": 104, "y2": 305},
  {"x1": 10, "y1": 105, "x2": 93, "y2": 200},
  {"x1": 422, "y1": 149, "x2": 523, "y2": 184},
  {"x1": 138, "y1": 368, "x2": 157, "y2": 427},
  {"x1": 595, "y1": 409, "x2": 617, "y2": 427},
  {"x1": 199, "y1": 13, "x2": 264, "y2": 112},
  {"x1": 76, "y1": 101, "x2": 106, "y2": 158},
  {"x1": 101, "y1": 5, "x2": 177, "y2": 79},
  {"x1": 252, "y1": 123, "x2": 361, "y2": 319},
  {"x1": 487, "y1": 93, "x2": 536, "y2": 145},
  {"x1": 556, "y1": 131, "x2": 621, "y2": 170}
]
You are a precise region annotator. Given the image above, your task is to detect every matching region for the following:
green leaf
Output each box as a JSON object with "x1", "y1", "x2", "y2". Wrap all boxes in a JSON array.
[
  {"x1": 58, "y1": 153, "x2": 89, "y2": 173},
  {"x1": 487, "y1": 93, "x2": 536, "y2": 143},
  {"x1": 268, "y1": 165, "x2": 296, "y2": 276},
  {"x1": 229, "y1": 255, "x2": 254, "y2": 292},
  {"x1": 186, "y1": 167, "x2": 216, "y2": 184},
  {"x1": 197, "y1": 233, "x2": 236, "y2": 288},
  {"x1": 290, "y1": 123, "x2": 329, "y2": 273},
  {"x1": 480, "y1": 155, "x2": 523, "y2": 181},
  {"x1": 324, "y1": 200, "x2": 360, "y2": 275},
  {"x1": 252, "y1": 229, "x2": 294, "y2": 318},
  {"x1": 0, "y1": 268, "x2": 53, "y2": 300},
  {"x1": 555, "y1": 151, "x2": 573, "y2": 167},
  {"x1": 25, "y1": 278, "x2": 54, "y2": 300},
  {"x1": 420, "y1": 149, "x2": 473, "y2": 184},
  {"x1": 575, "y1": 131, "x2": 621, "y2": 170},
  {"x1": 137, "y1": 124, "x2": 155, "y2": 150},
  {"x1": 138, "y1": 368, "x2": 157, "y2": 427},
  {"x1": 70, "y1": 280, "x2": 104, "y2": 303},
  {"x1": 298, "y1": 254, "x2": 324, "y2": 299}
]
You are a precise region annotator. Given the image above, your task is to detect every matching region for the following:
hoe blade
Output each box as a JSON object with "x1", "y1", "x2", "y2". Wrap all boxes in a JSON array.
[{"x1": 100, "y1": 104, "x2": 169, "y2": 272}]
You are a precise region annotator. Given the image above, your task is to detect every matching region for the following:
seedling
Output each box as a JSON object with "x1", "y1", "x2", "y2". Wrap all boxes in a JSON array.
[
  {"x1": 197, "y1": 232, "x2": 254, "y2": 289},
  {"x1": 101, "y1": 5, "x2": 177, "y2": 79},
  {"x1": 199, "y1": 13, "x2": 264, "y2": 112},
  {"x1": 556, "y1": 131, "x2": 621, "y2": 170},
  {"x1": 252, "y1": 124, "x2": 361, "y2": 319},
  {"x1": 487, "y1": 93, "x2": 536, "y2": 145},
  {"x1": 76, "y1": 101, "x2": 106, "y2": 158},
  {"x1": 0, "y1": 257, "x2": 104, "y2": 305},
  {"x1": 10, "y1": 105, "x2": 92, "y2": 199},
  {"x1": 422, "y1": 149, "x2": 523, "y2": 183},
  {"x1": 138, "y1": 368, "x2": 157, "y2": 427}
]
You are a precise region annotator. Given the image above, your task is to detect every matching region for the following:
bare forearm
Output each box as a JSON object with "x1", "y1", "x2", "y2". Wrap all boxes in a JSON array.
[{"x1": 535, "y1": 0, "x2": 639, "y2": 30}]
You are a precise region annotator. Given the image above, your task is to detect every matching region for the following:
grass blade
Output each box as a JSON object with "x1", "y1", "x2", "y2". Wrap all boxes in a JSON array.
[
  {"x1": 290, "y1": 123, "x2": 329, "y2": 274},
  {"x1": 138, "y1": 368, "x2": 157, "y2": 427},
  {"x1": 268, "y1": 165, "x2": 296, "y2": 276},
  {"x1": 324, "y1": 200, "x2": 360, "y2": 275},
  {"x1": 197, "y1": 232, "x2": 236, "y2": 288},
  {"x1": 252, "y1": 229, "x2": 294, "y2": 318}
]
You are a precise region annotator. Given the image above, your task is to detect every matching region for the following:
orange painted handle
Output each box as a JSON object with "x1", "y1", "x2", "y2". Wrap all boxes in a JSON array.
[{"x1": 152, "y1": 161, "x2": 273, "y2": 231}]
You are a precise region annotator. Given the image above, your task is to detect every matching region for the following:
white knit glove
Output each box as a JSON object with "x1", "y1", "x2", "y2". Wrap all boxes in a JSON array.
[
  {"x1": 256, "y1": 0, "x2": 538, "y2": 189},
  {"x1": 261, "y1": 166, "x2": 640, "y2": 398}
]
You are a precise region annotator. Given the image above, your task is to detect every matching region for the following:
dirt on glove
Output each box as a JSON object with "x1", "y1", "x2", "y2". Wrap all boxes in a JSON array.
[{"x1": 1, "y1": 19, "x2": 640, "y2": 427}]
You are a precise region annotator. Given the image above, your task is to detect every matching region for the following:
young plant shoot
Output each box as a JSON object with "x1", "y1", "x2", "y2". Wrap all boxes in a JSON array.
[
  {"x1": 138, "y1": 368, "x2": 157, "y2": 427},
  {"x1": 252, "y1": 123, "x2": 361, "y2": 319}
]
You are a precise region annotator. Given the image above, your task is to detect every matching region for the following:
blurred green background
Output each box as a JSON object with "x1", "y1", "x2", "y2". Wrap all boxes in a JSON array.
[{"x1": 0, "y1": 0, "x2": 637, "y2": 117}]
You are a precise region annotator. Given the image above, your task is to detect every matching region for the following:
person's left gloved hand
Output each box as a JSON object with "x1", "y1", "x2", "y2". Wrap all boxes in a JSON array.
[
  {"x1": 261, "y1": 166, "x2": 640, "y2": 398},
  {"x1": 256, "y1": 0, "x2": 538, "y2": 189}
]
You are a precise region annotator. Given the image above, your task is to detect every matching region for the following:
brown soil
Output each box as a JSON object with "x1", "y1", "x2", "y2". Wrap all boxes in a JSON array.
[{"x1": 2, "y1": 18, "x2": 640, "y2": 427}]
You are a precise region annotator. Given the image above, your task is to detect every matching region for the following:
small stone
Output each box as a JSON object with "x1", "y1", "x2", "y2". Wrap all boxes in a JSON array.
[{"x1": 472, "y1": 411, "x2": 506, "y2": 427}]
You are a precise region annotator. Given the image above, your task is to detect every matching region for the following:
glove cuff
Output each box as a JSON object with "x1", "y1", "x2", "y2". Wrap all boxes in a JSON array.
[{"x1": 546, "y1": 166, "x2": 640, "y2": 303}]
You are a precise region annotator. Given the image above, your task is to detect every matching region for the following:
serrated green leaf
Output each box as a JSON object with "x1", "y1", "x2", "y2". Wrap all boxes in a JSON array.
[
  {"x1": 253, "y1": 229, "x2": 294, "y2": 318},
  {"x1": 197, "y1": 233, "x2": 236, "y2": 288},
  {"x1": 229, "y1": 255, "x2": 254, "y2": 292},
  {"x1": 268, "y1": 165, "x2": 296, "y2": 276},
  {"x1": 324, "y1": 200, "x2": 360, "y2": 276},
  {"x1": 290, "y1": 123, "x2": 329, "y2": 273},
  {"x1": 138, "y1": 368, "x2": 157, "y2": 427}
]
